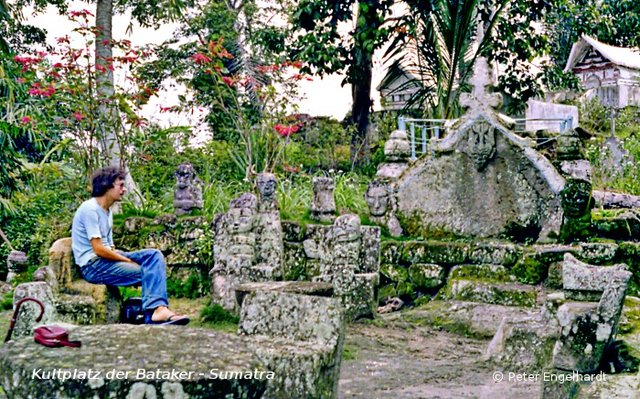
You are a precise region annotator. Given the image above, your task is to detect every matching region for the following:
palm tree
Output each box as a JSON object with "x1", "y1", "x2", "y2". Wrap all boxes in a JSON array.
[{"x1": 382, "y1": 0, "x2": 510, "y2": 119}]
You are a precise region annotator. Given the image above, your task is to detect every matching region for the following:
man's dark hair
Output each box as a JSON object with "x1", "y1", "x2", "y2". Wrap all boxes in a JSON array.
[{"x1": 91, "y1": 167, "x2": 126, "y2": 197}]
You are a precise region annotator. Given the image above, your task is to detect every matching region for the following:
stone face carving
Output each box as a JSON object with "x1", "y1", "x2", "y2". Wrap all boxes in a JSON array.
[
  {"x1": 173, "y1": 162, "x2": 203, "y2": 215},
  {"x1": 467, "y1": 121, "x2": 496, "y2": 171},
  {"x1": 394, "y1": 56, "x2": 565, "y2": 241},
  {"x1": 255, "y1": 173, "x2": 283, "y2": 279},
  {"x1": 310, "y1": 177, "x2": 336, "y2": 223},
  {"x1": 211, "y1": 193, "x2": 258, "y2": 312},
  {"x1": 364, "y1": 179, "x2": 402, "y2": 237}
]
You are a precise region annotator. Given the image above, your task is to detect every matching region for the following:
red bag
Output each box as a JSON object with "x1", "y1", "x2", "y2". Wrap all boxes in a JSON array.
[{"x1": 34, "y1": 326, "x2": 81, "y2": 348}]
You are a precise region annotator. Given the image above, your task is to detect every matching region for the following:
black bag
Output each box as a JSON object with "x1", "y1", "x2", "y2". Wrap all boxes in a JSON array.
[{"x1": 120, "y1": 297, "x2": 145, "y2": 324}]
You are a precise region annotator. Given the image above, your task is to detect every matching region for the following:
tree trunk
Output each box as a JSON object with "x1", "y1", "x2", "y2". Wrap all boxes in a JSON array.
[
  {"x1": 348, "y1": 0, "x2": 380, "y2": 167},
  {"x1": 95, "y1": 0, "x2": 142, "y2": 206},
  {"x1": 349, "y1": 44, "x2": 373, "y2": 166}
]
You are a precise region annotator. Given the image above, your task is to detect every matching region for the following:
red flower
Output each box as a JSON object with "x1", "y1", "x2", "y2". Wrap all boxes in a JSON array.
[
  {"x1": 274, "y1": 123, "x2": 300, "y2": 137},
  {"x1": 191, "y1": 53, "x2": 211, "y2": 65},
  {"x1": 222, "y1": 76, "x2": 235, "y2": 87},
  {"x1": 20, "y1": 116, "x2": 31, "y2": 124},
  {"x1": 72, "y1": 112, "x2": 84, "y2": 121},
  {"x1": 16, "y1": 78, "x2": 25, "y2": 84},
  {"x1": 56, "y1": 35, "x2": 70, "y2": 44},
  {"x1": 69, "y1": 9, "x2": 94, "y2": 19}
]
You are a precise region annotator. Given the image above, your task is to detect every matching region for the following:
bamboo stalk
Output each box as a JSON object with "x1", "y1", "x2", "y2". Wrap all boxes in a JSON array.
[{"x1": 0, "y1": 227, "x2": 15, "y2": 251}]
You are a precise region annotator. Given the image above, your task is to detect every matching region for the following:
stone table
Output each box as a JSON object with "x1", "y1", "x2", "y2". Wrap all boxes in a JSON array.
[
  {"x1": 235, "y1": 281, "x2": 333, "y2": 308},
  {"x1": 0, "y1": 325, "x2": 268, "y2": 399}
]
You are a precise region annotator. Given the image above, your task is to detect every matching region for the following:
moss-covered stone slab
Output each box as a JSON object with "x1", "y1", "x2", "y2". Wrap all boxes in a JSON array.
[
  {"x1": 448, "y1": 264, "x2": 516, "y2": 283},
  {"x1": 576, "y1": 242, "x2": 618, "y2": 265},
  {"x1": 408, "y1": 264, "x2": 445, "y2": 289},
  {"x1": 401, "y1": 241, "x2": 469, "y2": 265},
  {"x1": 442, "y1": 279, "x2": 538, "y2": 308},
  {"x1": 238, "y1": 291, "x2": 345, "y2": 399},
  {"x1": 0, "y1": 325, "x2": 267, "y2": 399},
  {"x1": 468, "y1": 241, "x2": 522, "y2": 267},
  {"x1": 393, "y1": 300, "x2": 539, "y2": 338}
]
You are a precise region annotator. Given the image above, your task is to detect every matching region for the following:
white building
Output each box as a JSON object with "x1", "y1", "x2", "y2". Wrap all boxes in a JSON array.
[
  {"x1": 565, "y1": 35, "x2": 640, "y2": 108},
  {"x1": 376, "y1": 67, "x2": 422, "y2": 111}
]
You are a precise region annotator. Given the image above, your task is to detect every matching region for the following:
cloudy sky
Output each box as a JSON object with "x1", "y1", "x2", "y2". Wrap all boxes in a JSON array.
[{"x1": 24, "y1": 2, "x2": 388, "y2": 124}]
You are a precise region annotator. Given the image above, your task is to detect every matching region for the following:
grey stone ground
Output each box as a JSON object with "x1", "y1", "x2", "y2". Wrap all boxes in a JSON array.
[{"x1": 338, "y1": 319, "x2": 538, "y2": 399}]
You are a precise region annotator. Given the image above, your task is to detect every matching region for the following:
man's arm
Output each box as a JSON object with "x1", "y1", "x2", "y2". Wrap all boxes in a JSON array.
[{"x1": 90, "y1": 238, "x2": 137, "y2": 264}]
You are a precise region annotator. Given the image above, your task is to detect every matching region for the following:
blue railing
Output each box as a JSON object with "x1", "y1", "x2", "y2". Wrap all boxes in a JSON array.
[{"x1": 398, "y1": 116, "x2": 574, "y2": 160}]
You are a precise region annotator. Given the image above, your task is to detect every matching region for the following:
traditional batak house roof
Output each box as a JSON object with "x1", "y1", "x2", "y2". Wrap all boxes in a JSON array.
[{"x1": 565, "y1": 35, "x2": 640, "y2": 108}]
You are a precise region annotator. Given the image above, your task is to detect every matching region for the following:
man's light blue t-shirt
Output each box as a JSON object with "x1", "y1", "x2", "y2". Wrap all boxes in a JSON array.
[{"x1": 71, "y1": 198, "x2": 114, "y2": 267}]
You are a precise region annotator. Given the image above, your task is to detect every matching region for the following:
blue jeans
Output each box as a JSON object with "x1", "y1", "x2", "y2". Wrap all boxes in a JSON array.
[{"x1": 81, "y1": 249, "x2": 168, "y2": 310}]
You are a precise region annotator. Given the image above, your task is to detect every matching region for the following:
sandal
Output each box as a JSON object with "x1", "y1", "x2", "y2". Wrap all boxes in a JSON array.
[{"x1": 144, "y1": 309, "x2": 190, "y2": 326}]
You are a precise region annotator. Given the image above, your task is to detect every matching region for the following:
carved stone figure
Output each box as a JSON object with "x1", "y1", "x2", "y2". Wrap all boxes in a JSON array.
[
  {"x1": 310, "y1": 177, "x2": 336, "y2": 222},
  {"x1": 377, "y1": 130, "x2": 411, "y2": 181},
  {"x1": 364, "y1": 179, "x2": 402, "y2": 237},
  {"x1": 173, "y1": 162, "x2": 203, "y2": 215},
  {"x1": 467, "y1": 121, "x2": 496, "y2": 171},
  {"x1": 256, "y1": 173, "x2": 278, "y2": 210},
  {"x1": 254, "y1": 173, "x2": 283, "y2": 279},
  {"x1": 210, "y1": 193, "x2": 258, "y2": 312}
]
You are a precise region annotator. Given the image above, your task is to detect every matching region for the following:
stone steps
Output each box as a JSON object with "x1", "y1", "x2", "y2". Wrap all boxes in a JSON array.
[{"x1": 440, "y1": 265, "x2": 538, "y2": 308}]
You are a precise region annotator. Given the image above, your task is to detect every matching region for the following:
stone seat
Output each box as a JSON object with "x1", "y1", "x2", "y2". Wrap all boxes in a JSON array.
[
  {"x1": 48, "y1": 237, "x2": 128, "y2": 324},
  {"x1": 0, "y1": 325, "x2": 267, "y2": 399},
  {"x1": 239, "y1": 290, "x2": 345, "y2": 399},
  {"x1": 550, "y1": 253, "x2": 632, "y2": 373}
]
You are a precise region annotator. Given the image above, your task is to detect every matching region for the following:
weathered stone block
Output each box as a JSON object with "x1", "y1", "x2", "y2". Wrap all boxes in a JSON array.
[
  {"x1": 468, "y1": 242, "x2": 522, "y2": 266},
  {"x1": 283, "y1": 241, "x2": 307, "y2": 281},
  {"x1": 442, "y1": 279, "x2": 538, "y2": 308},
  {"x1": 401, "y1": 241, "x2": 469, "y2": 265},
  {"x1": 486, "y1": 316, "x2": 558, "y2": 372},
  {"x1": 449, "y1": 264, "x2": 516, "y2": 283},
  {"x1": 48, "y1": 237, "x2": 74, "y2": 290},
  {"x1": 408, "y1": 263, "x2": 445, "y2": 289},
  {"x1": 239, "y1": 291, "x2": 345, "y2": 399},
  {"x1": 379, "y1": 241, "x2": 404, "y2": 266},
  {"x1": 0, "y1": 325, "x2": 268, "y2": 399},
  {"x1": 12, "y1": 282, "x2": 57, "y2": 339},
  {"x1": 55, "y1": 293, "x2": 96, "y2": 325},
  {"x1": 577, "y1": 242, "x2": 618, "y2": 265},
  {"x1": 281, "y1": 221, "x2": 305, "y2": 242}
]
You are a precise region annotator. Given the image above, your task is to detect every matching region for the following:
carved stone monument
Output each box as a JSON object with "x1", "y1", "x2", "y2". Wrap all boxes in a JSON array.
[
  {"x1": 310, "y1": 176, "x2": 336, "y2": 223},
  {"x1": 254, "y1": 173, "x2": 283, "y2": 279},
  {"x1": 312, "y1": 214, "x2": 378, "y2": 320},
  {"x1": 364, "y1": 179, "x2": 402, "y2": 237},
  {"x1": 210, "y1": 193, "x2": 258, "y2": 312},
  {"x1": 394, "y1": 57, "x2": 565, "y2": 241},
  {"x1": 376, "y1": 130, "x2": 411, "y2": 181},
  {"x1": 173, "y1": 162, "x2": 203, "y2": 215}
]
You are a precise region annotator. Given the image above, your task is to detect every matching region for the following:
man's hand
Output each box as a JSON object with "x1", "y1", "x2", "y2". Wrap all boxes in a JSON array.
[{"x1": 90, "y1": 238, "x2": 138, "y2": 264}]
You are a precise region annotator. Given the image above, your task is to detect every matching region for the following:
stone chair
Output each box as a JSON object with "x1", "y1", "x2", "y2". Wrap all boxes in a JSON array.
[
  {"x1": 238, "y1": 290, "x2": 345, "y2": 399},
  {"x1": 485, "y1": 253, "x2": 632, "y2": 376},
  {"x1": 549, "y1": 253, "x2": 632, "y2": 373},
  {"x1": 45, "y1": 238, "x2": 120, "y2": 323}
]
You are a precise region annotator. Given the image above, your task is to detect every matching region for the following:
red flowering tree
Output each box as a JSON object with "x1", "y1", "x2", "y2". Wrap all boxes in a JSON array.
[
  {"x1": 156, "y1": 35, "x2": 310, "y2": 179},
  {"x1": 11, "y1": 10, "x2": 152, "y2": 180}
]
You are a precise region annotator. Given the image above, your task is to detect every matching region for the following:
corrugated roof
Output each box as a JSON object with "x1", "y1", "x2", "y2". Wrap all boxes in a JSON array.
[{"x1": 564, "y1": 35, "x2": 640, "y2": 72}]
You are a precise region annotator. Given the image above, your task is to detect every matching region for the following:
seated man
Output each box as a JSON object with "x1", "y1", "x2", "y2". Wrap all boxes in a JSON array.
[{"x1": 71, "y1": 166, "x2": 189, "y2": 325}]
